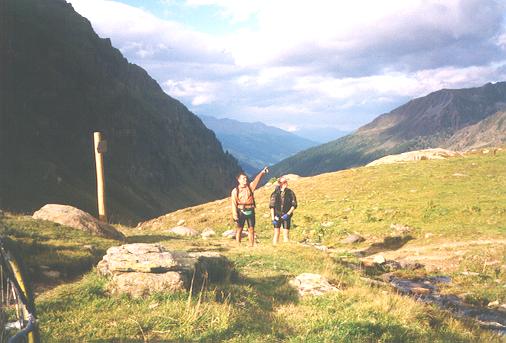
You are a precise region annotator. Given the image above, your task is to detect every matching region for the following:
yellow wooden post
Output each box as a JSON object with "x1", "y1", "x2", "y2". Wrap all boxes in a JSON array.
[{"x1": 93, "y1": 132, "x2": 107, "y2": 222}]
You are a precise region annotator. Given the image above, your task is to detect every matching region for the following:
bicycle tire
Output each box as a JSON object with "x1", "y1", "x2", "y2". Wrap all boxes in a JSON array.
[{"x1": 0, "y1": 240, "x2": 39, "y2": 343}]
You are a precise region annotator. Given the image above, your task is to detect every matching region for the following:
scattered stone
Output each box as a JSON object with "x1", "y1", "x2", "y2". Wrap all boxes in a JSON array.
[
  {"x1": 321, "y1": 221, "x2": 334, "y2": 227},
  {"x1": 452, "y1": 173, "x2": 468, "y2": 177},
  {"x1": 461, "y1": 271, "x2": 480, "y2": 276},
  {"x1": 149, "y1": 302, "x2": 159, "y2": 309},
  {"x1": 382, "y1": 260, "x2": 402, "y2": 272},
  {"x1": 168, "y1": 226, "x2": 199, "y2": 237},
  {"x1": 373, "y1": 255, "x2": 386, "y2": 265},
  {"x1": 390, "y1": 223, "x2": 413, "y2": 235},
  {"x1": 424, "y1": 233, "x2": 434, "y2": 239},
  {"x1": 176, "y1": 219, "x2": 186, "y2": 226},
  {"x1": 97, "y1": 243, "x2": 233, "y2": 297},
  {"x1": 340, "y1": 234, "x2": 365, "y2": 244},
  {"x1": 289, "y1": 273, "x2": 338, "y2": 297},
  {"x1": 33, "y1": 204, "x2": 125, "y2": 240},
  {"x1": 201, "y1": 228, "x2": 216, "y2": 239},
  {"x1": 411, "y1": 287, "x2": 431, "y2": 295},
  {"x1": 313, "y1": 245, "x2": 329, "y2": 252},
  {"x1": 222, "y1": 229, "x2": 247, "y2": 239},
  {"x1": 399, "y1": 261, "x2": 424, "y2": 270},
  {"x1": 488, "y1": 300, "x2": 500, "y2": 307}
]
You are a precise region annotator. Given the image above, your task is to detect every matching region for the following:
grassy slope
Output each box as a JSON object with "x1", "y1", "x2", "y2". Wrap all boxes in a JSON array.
[{"x1": 2, "y1": 149, "x2": 505, "y2": 341}]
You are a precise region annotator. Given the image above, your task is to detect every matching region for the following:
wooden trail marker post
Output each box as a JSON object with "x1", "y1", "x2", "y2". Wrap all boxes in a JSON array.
[{"x1": 93, "y1": 132, "x2": 108, "y2": 222}]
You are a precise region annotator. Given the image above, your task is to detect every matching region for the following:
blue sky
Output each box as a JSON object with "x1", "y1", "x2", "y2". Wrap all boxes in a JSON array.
[{"x1": 68, "y1": 0, "x2": 506, "y2": 139}]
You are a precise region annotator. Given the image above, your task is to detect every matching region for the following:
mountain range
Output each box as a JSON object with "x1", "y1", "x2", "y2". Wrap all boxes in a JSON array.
[
  {"x1": 270, "y1": 82, "x2": 506, "y2": 176},
  {"x1": 0, "y1": 0, "x2": 241, "y2": 223},
  {"x1": 199, "y1": 115, "x2": 317, "y2": 175}
]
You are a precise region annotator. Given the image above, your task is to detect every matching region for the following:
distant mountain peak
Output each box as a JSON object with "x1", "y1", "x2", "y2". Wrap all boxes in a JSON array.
[{"x1": 270, "y1": 81, "x2": 506, "y2": 177}]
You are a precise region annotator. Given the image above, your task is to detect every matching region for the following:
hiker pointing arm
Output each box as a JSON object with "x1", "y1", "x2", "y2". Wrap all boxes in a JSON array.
[
  {"x1": 249, "y1": 167, "x2": 269, "y2": 191},
  {"x1": 230, "y1": 167, "x2": 268, "y2": 247}
]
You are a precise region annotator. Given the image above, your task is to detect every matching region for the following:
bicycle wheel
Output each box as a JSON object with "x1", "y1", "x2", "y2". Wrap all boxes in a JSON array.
[{"x1": 0, "y1": 241, "x2": 38, "y2": 343}]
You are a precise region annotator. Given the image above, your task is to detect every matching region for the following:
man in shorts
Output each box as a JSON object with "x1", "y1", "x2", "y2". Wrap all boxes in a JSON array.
[
  {"x1": 231, "y1": 167, "x2": 268, "y2": 247},
  {"x1": 269, "y1": 176, "x2": 297, "y2": 244}
]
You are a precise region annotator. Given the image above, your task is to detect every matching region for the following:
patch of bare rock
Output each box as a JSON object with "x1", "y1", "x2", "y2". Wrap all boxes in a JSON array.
[
  {"x1": 33, "y1": 204, "x2": 125, "y2": 240},
  {"x1": 289, "y1": 273, "x2": 339, "y2": 297},
  {"x1": 367, "y1": 148, "x2": 462, "y2": 166},
  {"x1": 97, "y1": 243, "x2": 233, "y2": 297}
]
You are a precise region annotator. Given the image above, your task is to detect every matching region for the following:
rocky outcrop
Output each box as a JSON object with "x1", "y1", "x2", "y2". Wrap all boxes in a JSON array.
[
  {"x1": 97, "y1": 243, "x2": 233, "y2": 297},
  {"x1": 366, "y1": 148, "x2": 462, "y2": 166},
  {"x1": 33, "y1": 204, "x2": 125, "y2": 240}
]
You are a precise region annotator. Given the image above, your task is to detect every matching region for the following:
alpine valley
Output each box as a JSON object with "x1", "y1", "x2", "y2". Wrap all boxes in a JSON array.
[{"x1": 270, "y1": 82, "x2": 506, "y2": 176}]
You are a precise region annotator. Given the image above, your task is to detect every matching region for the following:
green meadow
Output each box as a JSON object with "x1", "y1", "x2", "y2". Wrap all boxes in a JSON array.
[{"x1": 1, "y1": 149, "x2": 505, "y2": 341}]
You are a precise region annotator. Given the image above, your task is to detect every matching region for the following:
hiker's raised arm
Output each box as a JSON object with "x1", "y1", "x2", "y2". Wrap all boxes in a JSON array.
[{"x1": 250, "y1": 166, "x2": 268, "y2": 191}]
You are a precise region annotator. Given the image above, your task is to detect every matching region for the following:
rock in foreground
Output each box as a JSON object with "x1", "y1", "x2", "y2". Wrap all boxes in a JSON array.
[
  {"x1": 289, "y1": 273, "x2": 338, "y2": 297},
  {"x1": 97, "y1": 243, "x2": 233, "y2": 297},
  {"x1": 33, "y1": 204, "x2": 125, "y2": 240}
]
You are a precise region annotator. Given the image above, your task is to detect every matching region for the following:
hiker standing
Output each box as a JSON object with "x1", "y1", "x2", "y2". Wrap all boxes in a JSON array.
[
  {"x1": 270, "y1": 176, "x2": 297, "y2": 244},
  {"x1": 231, "y1": 167, "x2": 269, "y2": 246}
]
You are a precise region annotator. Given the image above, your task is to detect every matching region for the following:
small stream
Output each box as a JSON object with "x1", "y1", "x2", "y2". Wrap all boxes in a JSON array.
[{"x1": 388, "y1": 275, "x2": 506, "y2": 335}]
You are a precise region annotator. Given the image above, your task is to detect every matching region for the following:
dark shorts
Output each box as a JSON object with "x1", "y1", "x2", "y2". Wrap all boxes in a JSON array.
[
  {"x1": 237, "y1": 209, "x2": 255, "y2": 229},
  {"x1": 274, "y1": 215, "x2": 291, "y2": 230}
]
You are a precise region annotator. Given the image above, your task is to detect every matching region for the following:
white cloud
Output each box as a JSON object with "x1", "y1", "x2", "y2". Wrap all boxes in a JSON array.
[
  {"x1": 67, "y1": 0, "x2": 506, "y2": 134},
  {"x1": 163, "y1": 79, "x2": 217, "y2": 105}
]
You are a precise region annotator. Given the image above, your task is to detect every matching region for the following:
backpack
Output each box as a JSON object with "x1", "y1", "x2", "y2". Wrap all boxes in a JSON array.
[
  {"x1": 235, "y1": 184, "x2": 256, "y2": 208},
  {"x1": 269, "y1": 185, "x2": 281, "y2": 210}
]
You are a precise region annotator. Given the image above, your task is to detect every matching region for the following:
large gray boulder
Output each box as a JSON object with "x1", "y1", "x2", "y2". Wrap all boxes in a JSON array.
[
  {"x1": 97, "y1": 243, "x2": 233, "y2": 297},
  {"x1": 33, "y1": 204, "x2": 125, "y2": 240}
]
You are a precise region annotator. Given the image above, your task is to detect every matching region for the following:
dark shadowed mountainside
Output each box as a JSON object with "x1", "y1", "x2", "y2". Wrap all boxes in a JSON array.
[
  {"x1": 270, "y1": 82, "x2": 506, "y2": 176},
  {"x1": 0, "y1": 0, "x2": 241, "y2": 223},
  {"x1": 199, "y1": 115, "x2": 317, "y2": 175}
]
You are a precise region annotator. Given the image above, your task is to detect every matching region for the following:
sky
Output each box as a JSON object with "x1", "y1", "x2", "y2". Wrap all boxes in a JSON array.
[{"x1": 67, "y1": 0, "x2": 506, "y2": 138}]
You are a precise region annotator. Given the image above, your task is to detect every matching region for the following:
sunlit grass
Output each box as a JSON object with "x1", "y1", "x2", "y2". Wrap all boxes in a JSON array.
[{"x1": 2, "y1": 149, "x2": 505, "y2": 341}]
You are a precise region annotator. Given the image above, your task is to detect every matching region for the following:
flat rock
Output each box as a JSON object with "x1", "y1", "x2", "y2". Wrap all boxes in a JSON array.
[
  {"x1": 222, "y1": 229, "x2": 247, "y2": 239},
  {"x1": 97, "y1": 243, "x2": 233, "y2": 297},
  {"x1": 340, "y1": 234, "x2": 365, "y2": 244},
  {"x1": 33, "y1": 204, "x2": 125, "y2": 240},
  {"x1": 201, "y1": 228, "x2": 216, "y2": 239},
  {"x1": 390, "y1": 224, "x2": 413, "y2": 235},
  {"x1": 176, "y1": 219, "x2": 186, "y2": 226},
  {"x1": 289, "y1": 273, "x2": 338, "y2": 297},
  {"x1": 373, "y1": 255, "x2": 386, "y2": 265},
  {"x1": 109, "y1": 271, "x2": 187, "y2": 297},
  {"x1": 168, "y1": 226, "x2": 199, "y2": 237}
]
